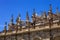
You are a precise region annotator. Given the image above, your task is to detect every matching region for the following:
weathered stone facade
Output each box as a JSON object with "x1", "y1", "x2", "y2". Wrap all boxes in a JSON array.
[{"x1": 0, "y1": 4, "x2": 60, "y2": 40}]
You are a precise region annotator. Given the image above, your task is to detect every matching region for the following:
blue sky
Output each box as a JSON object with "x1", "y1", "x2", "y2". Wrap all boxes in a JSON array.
[{"x1": 0, "y1": 0, "x2": 60, "y2": 31}]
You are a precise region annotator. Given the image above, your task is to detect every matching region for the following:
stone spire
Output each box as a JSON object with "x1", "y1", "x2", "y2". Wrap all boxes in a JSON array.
[
  {"x1": 56, "y1": 7, "x2": 59, "y2": 15},
  {"x1": 42, "y1": 11, "x2": 47, "y2": 23},
  {"x1": 49, "y1": 4, "x2": 52, "y2": 12},
  {"x1": 56, "y1": 7, "x2": 60, "y2": 20},
  {"x1": 43, "y1": 11, "x2": 47, "y2": 19},
  {"x1": 48, "y1": 4, "x2": 53, "y2": 25},
  {"x1": 32, "y1": 9, "x2": 36, "y2": 22},
  {"x1": 32, "y1": 9, "x2": 36, "y2": 28},
  {"x1": 48, "y1": 4, "x2": 53, "y2": 20},
  {"x1": 48, "y1": 4, "x2": 52, "y2": 16},
  {"x1": 26, "y1": 11, "x2": 29, "y2": 22},
  {"x1": 26, "y1": 11, "x2": 30, "y2": 27},
  {"x1": 16, "y1": 13, "x2": 22, "y2": 30},
  {"x1": 10, "y1": 14, "x2": 14, "y2": 25},
  {"x1": 32, "y1": 9, "x2": 36, "y2": 17},
  {"x1": 16, "y1": 13, "x2": 21, "y2": 25},
  {"x1": 4, "y1": 22, "x2": 7, "y2": 33},
  {"x1": 8, "y1": 14, "x2": 14, "y2": 31}
]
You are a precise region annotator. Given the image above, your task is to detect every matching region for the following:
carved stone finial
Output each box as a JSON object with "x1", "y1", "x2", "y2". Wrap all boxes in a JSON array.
[
  {"x1": 26, "y1": 11, "x2": 29, "y2": 22},
  {"x1": 56, "y1": 7, "x2": 59, "y2": 15},
  {"x1": 26, "y1": 11, "x2": 30, "y2": 28},
  {"x1": 50, "y1": 4, "x2": 52, "y2": 12},
  {"x1": 16, "y1": 13, "x2": 21, "y2": 23},
  {"x1": 43, "y1": 11, "x2": 47, "y2": 19},
  {"x1": 10, "y1": 14, "x2": 14, "y2": 24}
]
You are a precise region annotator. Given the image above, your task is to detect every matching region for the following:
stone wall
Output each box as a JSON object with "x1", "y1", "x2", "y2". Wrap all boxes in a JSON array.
[{"x1": 0, "y1": 29, "x2": 60, "y2": 40}]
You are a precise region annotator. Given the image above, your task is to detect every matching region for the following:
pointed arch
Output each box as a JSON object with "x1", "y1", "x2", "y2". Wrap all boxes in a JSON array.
[{"x1": 33, "y1": 36, "x2": 42, "y2": 40}]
